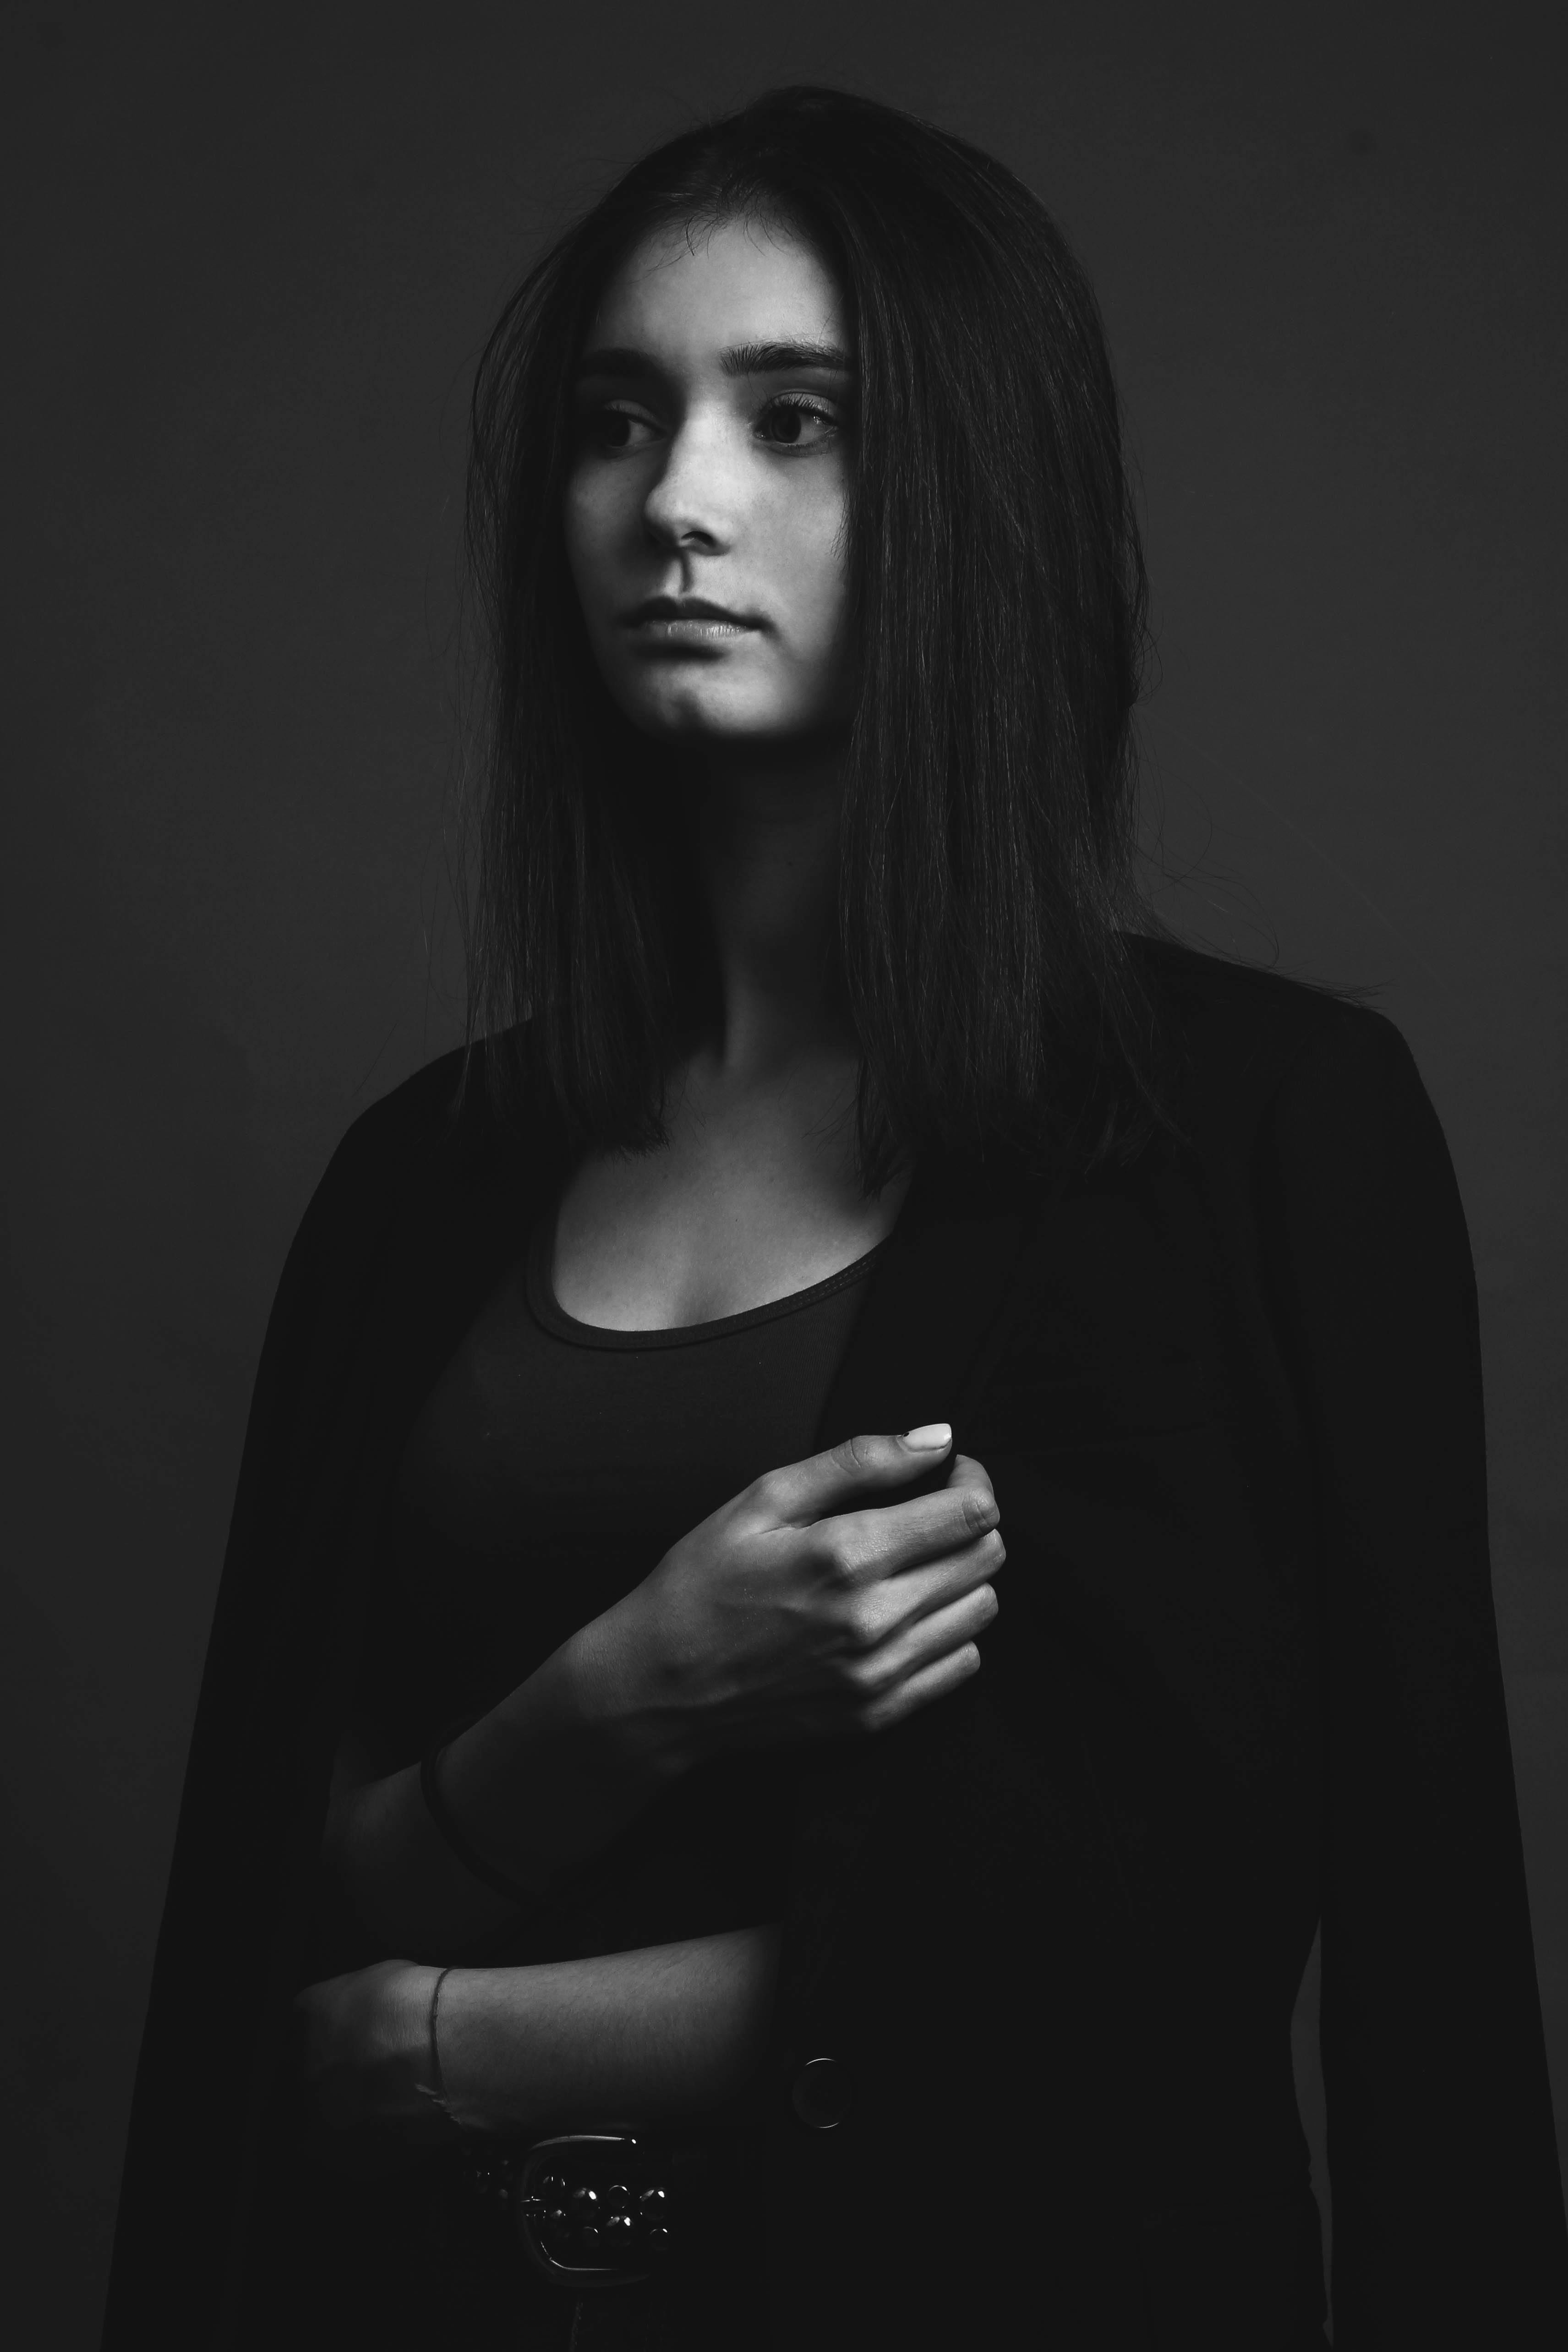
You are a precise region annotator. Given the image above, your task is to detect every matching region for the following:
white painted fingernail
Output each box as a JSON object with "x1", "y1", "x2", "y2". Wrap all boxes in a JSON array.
[{"x1": 902, "y1": 1423, "x2": 952, "y2": 1450}]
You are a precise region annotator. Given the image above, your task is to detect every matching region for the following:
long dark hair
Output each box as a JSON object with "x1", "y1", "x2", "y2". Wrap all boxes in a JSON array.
[{"x1": 464, "y1": 85, "x2": 1160, "y2": 1189}]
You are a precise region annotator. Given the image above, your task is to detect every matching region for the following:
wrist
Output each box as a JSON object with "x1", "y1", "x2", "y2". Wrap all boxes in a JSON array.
[
  {"x1": 391, "y1": 1961, "x2": 445, "y2": 2105},
  {"x1": 299, "y1": 1958, "x2": 446, "y2": 2133},
  {"x1": 563, "y1": 1592, "x2": 700, "y2": 1780},
  {"x1": 428, "y1": 1966, "x2": 515, "y2": 2135},
  {"x1": 365, "y1": 1958, "x2": 453, "y2": 2131}
]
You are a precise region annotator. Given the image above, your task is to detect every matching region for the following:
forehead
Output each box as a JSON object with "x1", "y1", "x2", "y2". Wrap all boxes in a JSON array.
[{"x1": 587, "y1": 215, "x2": 846, "y2": 361}]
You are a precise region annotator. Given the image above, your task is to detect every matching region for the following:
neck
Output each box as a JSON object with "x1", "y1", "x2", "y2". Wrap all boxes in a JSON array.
[{"x1": 678, "y1": 735, "x2": 852, "y2": 1084}]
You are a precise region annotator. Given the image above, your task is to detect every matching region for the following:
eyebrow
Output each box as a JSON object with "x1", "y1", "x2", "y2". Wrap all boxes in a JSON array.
[{"x1": 575, "y1": 339, "x2": 854, "y2": 380}]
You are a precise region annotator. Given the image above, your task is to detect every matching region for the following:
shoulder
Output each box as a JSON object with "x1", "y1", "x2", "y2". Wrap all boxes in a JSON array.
[
  {"x1": 300, "y1": 1044, "x2": 470, "y2": 1238},
  {"x1": 1126, "y1": 933, "x2": 1425, "y2": 1137},
  {"x1": 246, "y1": 1045, "x2": 469, "y2": 1367},
  {"x1": 286, "y1": 1036, "x2": 535, "y2": 1288},
  {"x1": 1124, "y1": 938, "x2": 1462, "y2": 1252},
  {"x1": 242, "y1": 1038, "x2": 538, "y2": 1430},
  {"x1": 321, "y1": 1042, "x2": 470, "y2": 1183}
]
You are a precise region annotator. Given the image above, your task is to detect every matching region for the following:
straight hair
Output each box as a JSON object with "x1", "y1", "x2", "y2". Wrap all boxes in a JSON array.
[{"x1": 463, "y1": 85, "x2": 1162, "y2": 1190}]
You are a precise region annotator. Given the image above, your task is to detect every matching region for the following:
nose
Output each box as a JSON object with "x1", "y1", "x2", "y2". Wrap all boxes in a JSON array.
[{"x1": 640, "y1": 410, "x2": 737, "y2": 554}]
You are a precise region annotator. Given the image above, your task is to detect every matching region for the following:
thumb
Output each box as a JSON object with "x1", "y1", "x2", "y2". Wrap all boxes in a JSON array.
[{"x1": 764, "y1": 1425, "x2": 953, "y2": 1525}]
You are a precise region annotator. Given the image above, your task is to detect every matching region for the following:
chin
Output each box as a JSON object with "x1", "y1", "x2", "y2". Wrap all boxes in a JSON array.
[{"x1": 625, "y1": 685, "x2": 805, "y2": 744}]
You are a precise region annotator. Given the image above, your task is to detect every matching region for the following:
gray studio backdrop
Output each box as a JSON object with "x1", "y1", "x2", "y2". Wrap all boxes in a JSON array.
[{"x1": 3, "y1": 3, "x2": 1563, "y2": 2342}]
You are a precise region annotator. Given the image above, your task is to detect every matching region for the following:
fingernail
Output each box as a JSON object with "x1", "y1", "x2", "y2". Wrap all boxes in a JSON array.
[{"x1": 902, "y1": 1423, "x2": 952, "y2": 1450}]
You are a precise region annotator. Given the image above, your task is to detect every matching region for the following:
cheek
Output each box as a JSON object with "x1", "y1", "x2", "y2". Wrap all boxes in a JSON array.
[{"x1": 777, "y1": 487, "x2": 850, "y2": 650}]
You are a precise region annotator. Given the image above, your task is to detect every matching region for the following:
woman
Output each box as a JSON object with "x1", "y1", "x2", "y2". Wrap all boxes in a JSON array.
[{"x1": 104, "y1": 86, "x2": 1565, "y2": 2351}]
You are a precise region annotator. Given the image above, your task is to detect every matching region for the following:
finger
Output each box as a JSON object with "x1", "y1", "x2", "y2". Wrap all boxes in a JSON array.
[
  {"x1": 855, "y1": 1576, "x2": 1000, "y2": 1693},
  {"x1": 754, "y1": 1427, "x2": 955, "y2": 1528},
  {"x1": 858, "y1": 1632, "x2": 987, "y2": 1735},
  {"x1": 854, "y1": 1530, "x2": 1006, "y2": 1638},
  {"x1": 810, "y1": 1459, "x2": 999, "y2": 1584}
]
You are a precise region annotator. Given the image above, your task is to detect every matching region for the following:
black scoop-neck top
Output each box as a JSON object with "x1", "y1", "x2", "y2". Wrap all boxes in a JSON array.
[{"x1": 352, "y1": 1216, "x2": 889, "y2": 1951}]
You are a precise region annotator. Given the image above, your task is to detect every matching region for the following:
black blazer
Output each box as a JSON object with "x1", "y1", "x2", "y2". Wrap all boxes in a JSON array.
[{"x1": 104, "y1": 942, "x2": 1567, "y2": 2349}]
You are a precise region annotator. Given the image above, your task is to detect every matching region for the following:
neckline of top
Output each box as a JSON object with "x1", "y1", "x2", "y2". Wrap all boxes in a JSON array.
[{"x1": 523, "y1": 1218, "x2": 893, "y2": 1351}]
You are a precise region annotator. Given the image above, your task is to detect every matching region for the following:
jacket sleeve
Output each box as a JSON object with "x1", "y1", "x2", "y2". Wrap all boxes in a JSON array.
[
  {"x1": 1265, "y1": 1009, "x2": 1567, "y2": 2343},
  {"x1": 102, "y1": 1056, "x2": 464, "y2": 2351}
]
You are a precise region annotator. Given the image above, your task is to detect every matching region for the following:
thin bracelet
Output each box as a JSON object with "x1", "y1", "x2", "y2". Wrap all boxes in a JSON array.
[
  {"x1": 427, "y1": 1965, "x2": 454, "y2": 2109},
  {"x1": 419, "y1": 1724, "x2": 537, "y2": 1906}
]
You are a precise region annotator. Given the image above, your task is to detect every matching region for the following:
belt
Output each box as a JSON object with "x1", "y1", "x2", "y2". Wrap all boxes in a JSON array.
[{"x1": 460, "y1": 2129, "x2": 721, "y2": 2292}]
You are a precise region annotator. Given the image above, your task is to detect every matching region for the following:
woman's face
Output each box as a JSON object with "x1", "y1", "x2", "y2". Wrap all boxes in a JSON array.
[{"x1": 564, "y1": 215, "x2": 855, "y2": 751}]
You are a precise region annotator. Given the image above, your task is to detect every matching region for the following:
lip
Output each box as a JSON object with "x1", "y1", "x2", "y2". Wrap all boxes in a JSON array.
[{"x1": 620, "y1": 596, "x2": 765, "y2": 636}]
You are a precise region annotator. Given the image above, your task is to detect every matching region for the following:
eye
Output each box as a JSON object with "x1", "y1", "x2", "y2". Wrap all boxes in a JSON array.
[
  {"x1": 756, "y1": 396, "x2": 842, "y2": 450},
  {"x1": 580, "y1": 403, "x2": 661, "y2": 453}
]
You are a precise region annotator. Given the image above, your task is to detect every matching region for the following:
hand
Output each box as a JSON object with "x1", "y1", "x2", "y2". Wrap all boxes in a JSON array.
[
  {"x1": 324, "y1": 1435, "x2": 1000, "y2": 1945},
  {"x1": 293, "y1": 1958, "x2": 449, "y2": 2135},
  {"x1": 591, "y1": 1428, "x2": 1003, "y2": 1761}
]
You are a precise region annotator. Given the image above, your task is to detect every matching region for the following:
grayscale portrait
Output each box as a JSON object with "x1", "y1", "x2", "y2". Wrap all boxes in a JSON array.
[{"x1": 5, "y1": 12, "x2": 1565, "y2": 2350}]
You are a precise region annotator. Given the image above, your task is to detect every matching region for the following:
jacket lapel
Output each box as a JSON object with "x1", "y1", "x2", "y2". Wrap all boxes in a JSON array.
[{"x1": 781, "y1": 1152, "x2": 1040, "y2": 2015}]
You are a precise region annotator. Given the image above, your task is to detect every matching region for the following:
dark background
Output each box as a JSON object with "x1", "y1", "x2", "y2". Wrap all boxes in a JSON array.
[{"x1": 2, "y1": 1, "x2": 1564, "y2": 2341}]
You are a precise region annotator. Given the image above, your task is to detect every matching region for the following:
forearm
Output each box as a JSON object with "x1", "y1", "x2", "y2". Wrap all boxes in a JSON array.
[
  {"x1": 439, "y1": 1924, "x2": 783, "y2": 2134},
  {"x1": 322, "y1": 1599, "x2": 691, "y2": 1958},
  {"x1": 299, "y1": 1925, "x2": 784, "y2": 2139}
]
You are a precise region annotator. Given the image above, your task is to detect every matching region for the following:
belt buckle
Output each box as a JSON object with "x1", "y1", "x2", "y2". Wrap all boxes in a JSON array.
[{"x1": 496, "y1": 2132, "x2": 676, "y2": 2290}]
